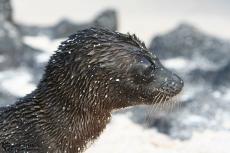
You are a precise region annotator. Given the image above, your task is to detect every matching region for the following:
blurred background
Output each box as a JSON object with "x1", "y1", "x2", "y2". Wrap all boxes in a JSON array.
[{"x1": 0, "y1": 0, "x2": 230, "y2": 152}]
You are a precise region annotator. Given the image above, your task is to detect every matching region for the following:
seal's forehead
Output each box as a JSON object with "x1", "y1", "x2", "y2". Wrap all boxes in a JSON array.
[
  {"x1": 75, "y1": 27, "x2": 148, "y2": 49},
  {"x1": 58, "y1": 27, "x2": 159, "y2": 60}
]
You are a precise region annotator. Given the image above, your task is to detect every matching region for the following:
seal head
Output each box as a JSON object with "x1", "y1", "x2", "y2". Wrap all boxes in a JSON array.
[{"x1": 51, "y1": 27, "x2": 184, "y2": 110}]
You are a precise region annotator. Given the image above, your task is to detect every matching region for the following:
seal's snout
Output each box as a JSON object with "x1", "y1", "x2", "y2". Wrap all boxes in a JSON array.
[
  {"x1": 155, "y1": 64, "x2": 184, "y2": 96},
  {"x1": 169, "y1": 73, "x2": 184, "y2": 94}
]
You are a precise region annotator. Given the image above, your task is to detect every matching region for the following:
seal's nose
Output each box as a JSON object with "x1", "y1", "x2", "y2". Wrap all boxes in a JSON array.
[{"x1": 169, "y1": 73, "x2": 184, "y2": 94}]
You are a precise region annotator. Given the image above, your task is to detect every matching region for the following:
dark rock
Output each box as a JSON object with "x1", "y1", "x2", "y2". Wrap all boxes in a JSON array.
[
  {"x1": 138, "y1": 92, "x2": 230, "y2": 140},
  {"x1": 213, "y1": 61, "x2": 230, "y2": 88},
  {"x1": 93, "y1": 9, "x2": 117, "y2": 31},
  {"x1": 0, "y1": 21, "x2": 22, "y2": 69},
  {"x1": 18, "y1": 9, "x2": 118, "y2": 39},
  {"x1": 149, "y1": 23, "x2": 230, "y2": 65},
  {"x1": 0, "y1": 0, "x2": 12, "y2": 22},
  {"x1": 149, "y1": 22, "x2": 230, "y2": 89},
  {"x1": 0, "y1": 0, "x2": 41, "y2": 70},
  {"x1": 0, "y1": 22, "x2": 40, "y2": 70},
  {"x1": 188, "y1": 68, "x2": 216, "y2": 84},
  {"x1": 0, "y1": 90, "x2": 16, "y2": 107},
  {"x1": 0, "y1": 0, "x2": 20, "y2": 69}
]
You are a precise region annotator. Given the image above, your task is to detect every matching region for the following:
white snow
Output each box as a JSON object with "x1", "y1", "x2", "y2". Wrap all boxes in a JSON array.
[
  {"x1": 222, "y1": 89, "x2": 230, "y2": 101},
  {"x1": 162, "y1": 57, "x2": 189, "y2": 70},
  {"x1": 212, "y1": 90, "x2": 222, "y2": 98},
  {"x1": 212, "y1": 89, "x2": 230, "y2": 101},
  {"x1": 23, "y1": 36, "x2": 63, "y2": 63},
  {"x1": 86, "y1": 113, "x2": 158, "y2": 153},
  {"x1": 0, "y1": 55, "x2": 5, "y2": 63},
  {"x1": 162, "y1": 56, "x2": 219, "y2": 73},
  {"x1": 0, "y1": 68, "x2": 36, "y2": 97},
  {"x1": 23, "y1": 36, "x2": 61, "y2": 52},
  {"x1": 86, "y1": 113, "x2": 230, "y2": 153}
]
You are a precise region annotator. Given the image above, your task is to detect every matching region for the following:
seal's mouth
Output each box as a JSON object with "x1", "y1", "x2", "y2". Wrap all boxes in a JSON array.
[{"x1": 149, "y1": 90, "x2": 181, "y2": 106}]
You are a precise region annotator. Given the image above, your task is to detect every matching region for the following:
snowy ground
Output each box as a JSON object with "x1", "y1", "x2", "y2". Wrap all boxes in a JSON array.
[{"x1": 86, "y1": 113, "x2": 230, "y2": 153}]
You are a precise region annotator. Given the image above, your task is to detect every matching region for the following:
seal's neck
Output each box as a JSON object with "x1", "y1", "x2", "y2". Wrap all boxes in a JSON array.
[{"x1": 34, "y1": 85, "x2": 111, "y2": 153}]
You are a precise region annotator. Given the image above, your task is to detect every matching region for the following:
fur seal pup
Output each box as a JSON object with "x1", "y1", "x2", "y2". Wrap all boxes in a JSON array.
[{"x1": 0, "y1": 27, "x2": 183, "y2": 153}]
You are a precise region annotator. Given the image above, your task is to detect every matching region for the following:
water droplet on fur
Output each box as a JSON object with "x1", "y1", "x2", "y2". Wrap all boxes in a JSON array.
[{"x1": 115, "y1": 79, "x2": 120, "y2": 81}]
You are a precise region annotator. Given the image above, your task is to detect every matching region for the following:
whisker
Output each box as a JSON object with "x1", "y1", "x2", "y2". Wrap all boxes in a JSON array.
[
  {"x1": 145, "y1": 92, "x2": 161, "y2": 124},
  {"x1": 158, "y1": 95, "x2": 166, "y2": 111},
  {"x1": 154, "y1": 94, "x2": 164, "y2": 112},
  {"x1": 145, "y1": 91, "x2": 183, "y2": 126},
  {"x1": 167, "y1": 96, "x2": 174, "y2": 113},
  {"x1": 164, "y1": 96, "x2": 171, "y2": 113}
]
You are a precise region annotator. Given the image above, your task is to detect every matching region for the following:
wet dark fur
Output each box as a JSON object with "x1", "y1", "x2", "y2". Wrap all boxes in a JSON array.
[{"x1": 0, "y1": 27, "x2": 183, "y2": 153}]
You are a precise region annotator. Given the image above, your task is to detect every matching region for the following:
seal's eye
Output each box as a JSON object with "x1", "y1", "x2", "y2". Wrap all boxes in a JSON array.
[
  {"x1": 131, "y1": 56, "x2": 155, "y2": 84},
  {"x1": 140, "y1": 57, "x2": 151, "y2": 65}
]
